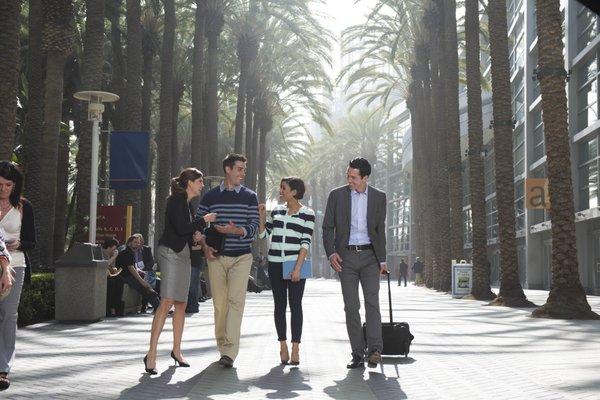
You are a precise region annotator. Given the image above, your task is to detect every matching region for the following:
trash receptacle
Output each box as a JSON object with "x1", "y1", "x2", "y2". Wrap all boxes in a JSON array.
[{"x1": 54, "y1": 242, "x2": 108, "y2": 322}]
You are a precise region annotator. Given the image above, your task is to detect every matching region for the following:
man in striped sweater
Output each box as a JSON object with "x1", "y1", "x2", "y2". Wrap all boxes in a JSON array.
[{"x1": 196, "y1": 154, "x2": 259, "y2": 368}]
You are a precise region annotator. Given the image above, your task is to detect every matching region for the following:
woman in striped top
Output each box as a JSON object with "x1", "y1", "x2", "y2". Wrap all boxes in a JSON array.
[{"x1": 258, "y1": 177, "x2": 315, "y2": 366}]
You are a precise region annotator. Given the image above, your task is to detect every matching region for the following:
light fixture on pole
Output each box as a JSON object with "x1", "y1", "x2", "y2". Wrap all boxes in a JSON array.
[{"x1": 73, "y1": 91, "x2": 119, "y2": 244}]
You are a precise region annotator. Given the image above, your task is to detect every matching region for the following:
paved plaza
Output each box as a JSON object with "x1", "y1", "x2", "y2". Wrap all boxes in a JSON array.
[{"x1": 6, "y1": 279, "x2": 600, "y2": 399}]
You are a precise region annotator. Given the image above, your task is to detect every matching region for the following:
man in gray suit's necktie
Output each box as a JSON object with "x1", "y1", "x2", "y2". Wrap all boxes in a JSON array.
[{"x1": 322, "y1": 157, "x2": 387, "y2": 369}]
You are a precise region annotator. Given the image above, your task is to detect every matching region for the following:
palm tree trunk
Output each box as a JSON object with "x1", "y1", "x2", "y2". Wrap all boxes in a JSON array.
[
  {"x1": 257, "y1": 125, "x2": 267, "y2": 203},
  {"x1": 54, "y1": 128, "x2": 70, "y2": 258},
  {"x1": 465, "y1": 0, "x2": 495, "y2": 300},
  {"x1": 531, "y1": 0, "x2": 599, "y2": 320},
  {"x1": 487, "y1": 0, "x2": 534, "y2": 307},
  {"x1": 114, "y1": 0, "x2": 143, "y2": 234},
  {"x1": 107, "y1": 0, "x2": 125, "y2": 130},
  {"x1": 234, "y1": 59, "x2": 248, "y2": 153},
  {"x1": 191, "y1": 0, "x2": 205, "y2": 168},
  {"x1": 244, "y1": 91, "x2": 254, "y2": 160},
  {"x1": 249, "y1": 107, "x2": 260, "y2": 190},
  {"x1": 0, "y1": 0, "x2": 22, "y2": 159},
  {"x1": 429, "y1": 3, "x2": 451, "y2": 291},
  {"x1": 154, "y1": 0, "x2": 176, "y2": 246},
  {"x1": 171, "y1": 79, "x2": 185, "y2": 176},
  {"x1": 205, "y1": 6, "x2": 224, "y2": 176},
  {"x1": 443, "y1": 0, "x2": 464, "y2": 263},
  {"x1": 140, "y1": 33, "x2": 155, "y2": 240},
  {"x1": 23, "y1": 0, "x2": 44, "y2": 270},
  {"x1": 73, "y1": 0, "x2": 106, "y2": 243},
  {"x1": 39, "y1": 51, "x2": 68, "y2": 266}
]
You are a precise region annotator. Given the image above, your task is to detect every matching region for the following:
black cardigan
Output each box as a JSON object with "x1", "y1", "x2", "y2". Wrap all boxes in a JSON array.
[
  {"x1": 18, "y1": 199, "x2": 36, "y2": 284},
  {"x1": 158, "y1": 193, "x2": 205, "y2": 253}
]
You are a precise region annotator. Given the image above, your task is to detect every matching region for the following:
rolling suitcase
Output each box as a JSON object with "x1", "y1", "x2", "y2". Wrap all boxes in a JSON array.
[{"x1": 363, "y1": 272, "x2": 414, "y2": 357}]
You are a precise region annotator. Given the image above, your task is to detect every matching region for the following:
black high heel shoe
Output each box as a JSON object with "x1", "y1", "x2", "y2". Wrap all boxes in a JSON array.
[
  {"x1": 143, "y1": 355, "x2": 157, "y2": 375},
  {"x1": 171, "y1": 351, "x2": 190, "y2": 367}
]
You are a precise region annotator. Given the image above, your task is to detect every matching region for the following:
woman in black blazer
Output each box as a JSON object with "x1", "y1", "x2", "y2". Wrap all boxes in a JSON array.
[{"x1": 144, "y1": 168, "x2": 216, "y2": 374}]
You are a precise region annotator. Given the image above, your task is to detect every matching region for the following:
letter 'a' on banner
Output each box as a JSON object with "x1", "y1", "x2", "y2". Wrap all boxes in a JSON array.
[
  {"x1": 525, "y1": 178, "x2": 551, "y2": 210},
  {"x1": 109, "y1": 131, "x2": 150, "y2": 189}
]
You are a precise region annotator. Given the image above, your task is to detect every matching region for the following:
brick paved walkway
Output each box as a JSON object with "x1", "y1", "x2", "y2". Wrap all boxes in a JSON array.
[{"x1": 5, "y1": 280, "x2": 600, "y2": 399}]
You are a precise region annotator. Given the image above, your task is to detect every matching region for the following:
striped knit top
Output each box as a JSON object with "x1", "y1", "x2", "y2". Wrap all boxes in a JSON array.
[
  {"x1": 259, "y1": 204, "x2": 315, "y2": 263},
  {"x1": 196, "y1": 183, "x2": 259, "y2": 257}
]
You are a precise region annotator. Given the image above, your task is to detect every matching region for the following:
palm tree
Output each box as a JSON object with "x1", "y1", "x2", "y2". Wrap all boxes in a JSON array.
[
  {"x1": 140, "y1": 3, "x2": 160, "y2": 240},
  {"x1": 39, "y1": 0, "x2": 75, "y2": 266},
  {"x1": 73, "y1": 0, "x2": 106, "y2": 243},
  {"x1": 465, "y1": 0, "x2": 495, "y2": 300},
  {"x1": 443, "y1": 0, "x2": 464, "y2": 264},
  {"x1": 191, "y1": 0, "x2": 206, "y2": 168},
  {"x1": 487, "y1": 0, "x2": 533, "y2": 307},
  {"x1": 154, "y1": 0, "x2": 176, "y2": 245},
  {"x1": 531, "y1": 0, "x2": 599, "y2": 320},
  {"x1": 204, "y1": 0, "x2": 224, "y2": 175},
  {"x1": 0, "y1": 0, "x2": 22, "y2": 159},
  {"x1": 232, "y1": 3, "x2": 260, "y2": 153},
  {"x1": 114, "y1": 0, "x2": 144, "y2": 233}
]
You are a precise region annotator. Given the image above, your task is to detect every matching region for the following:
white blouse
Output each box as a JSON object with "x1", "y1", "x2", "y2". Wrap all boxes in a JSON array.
[{"x1": 0, "y1": 207, "x2": 26, "y2": 267}]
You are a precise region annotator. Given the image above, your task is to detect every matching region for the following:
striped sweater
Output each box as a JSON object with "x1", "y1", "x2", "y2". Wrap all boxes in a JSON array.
[
  {"x1": 196, "y1": 184, "x2": 259, "y2": 257},
  {"x1": 259, "y1": 204, "x2": 315, "y2": 263}
]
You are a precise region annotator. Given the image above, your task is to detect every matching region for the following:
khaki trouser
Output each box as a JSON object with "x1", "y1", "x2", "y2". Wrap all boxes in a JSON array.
[
  {"x1": 415, "y1": 272, "x2": 423, "y2": 285},
  {"x1": 208, "y1": 253, "x2": 253, "y2": 360}
]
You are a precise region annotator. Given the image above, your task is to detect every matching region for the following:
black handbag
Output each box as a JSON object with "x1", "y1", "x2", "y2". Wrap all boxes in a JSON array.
[{"x1": 204, "y1": 226, "x2": 226, "y2": 254}]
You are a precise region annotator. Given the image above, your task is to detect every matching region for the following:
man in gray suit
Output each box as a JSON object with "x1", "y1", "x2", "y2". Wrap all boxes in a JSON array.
[{"x1": 322, "y1": 157, "x2": 387, "y2": 369}]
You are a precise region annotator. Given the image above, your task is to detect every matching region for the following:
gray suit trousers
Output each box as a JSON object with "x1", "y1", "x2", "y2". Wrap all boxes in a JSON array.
[{"x1": 339, "y1": 249, "x2": 382, "y2": 357}]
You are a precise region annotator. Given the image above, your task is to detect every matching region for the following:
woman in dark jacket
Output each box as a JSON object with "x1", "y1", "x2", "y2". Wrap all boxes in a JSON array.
[
  {"x1": 0, "y1": 161, "x2": 36, "y2": 391},
  {"x1": 144, "y1": 168, "x2": 216, "y2": 374}
]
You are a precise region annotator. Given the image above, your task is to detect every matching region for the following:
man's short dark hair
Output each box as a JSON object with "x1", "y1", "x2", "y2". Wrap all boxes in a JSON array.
[
  {"x1": 281, "y1": 177, "x2": 306, "y2": 200},
  {"x1": 102, "y1": 238, "x2": 119, "y2": 249},
  {"x1": 348, "y1": 157, "x2": 371, "y2": 178},
  {"x1": 222, "y1": 153, "x2": 247, "y2": 173}
]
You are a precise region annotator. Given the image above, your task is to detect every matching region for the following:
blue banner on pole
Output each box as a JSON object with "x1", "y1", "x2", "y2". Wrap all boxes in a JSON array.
[{"x1": 109, "y1": 131, "x2": 150, "y2": 190}]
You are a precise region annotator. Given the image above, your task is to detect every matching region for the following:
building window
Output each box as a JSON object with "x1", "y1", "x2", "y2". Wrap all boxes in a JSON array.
[
  {"x1": 509, "y1": 19, "x2": 525, "y2": 77},
  {"x1": 577, "y1": 51, "x2": 599, "y2": 132},
  {"x1": 577, "y1": 5, "x2": 599, "y2": 52},
  {"x1": 512, "y1": 74, "x2": 525, "y2": 123},
  {"x1": 515, "y1": 179, "x2": 525, "y2": 232},
  {"x1": 513, "y1": 124, "x2": 525, "y2": 176},
  {"x1": 506, "y1": 0, "x2": 523, "y2": 29},
  {"x1": 484, "y1": 143, "x2": 496, "y2": 197},
  {"x1": 532, "y1": 110, "x2": 545, "y2": 163},
  {"x1": 531, "y1": 47, "x2": 541, "y2": 100},
  {"x1": 486, "y1": 197, "x2": 498, "y2": 241},
  {"x1": 579, "y1": 136, "x2": 599, "y2": 211}
]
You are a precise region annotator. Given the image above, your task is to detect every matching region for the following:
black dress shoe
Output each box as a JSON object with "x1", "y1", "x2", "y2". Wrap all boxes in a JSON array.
[
  {"x1": 346, "y1": 355, "x2": 364, "y2": 369},
  {"x1": 219, "y1": 355, "x2": 234, "y2": 368}
]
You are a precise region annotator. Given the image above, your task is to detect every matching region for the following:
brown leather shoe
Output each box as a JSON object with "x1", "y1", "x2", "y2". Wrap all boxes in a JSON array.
[{"x1": 367, "y1": 351, "x2": 381, "y2": 368}]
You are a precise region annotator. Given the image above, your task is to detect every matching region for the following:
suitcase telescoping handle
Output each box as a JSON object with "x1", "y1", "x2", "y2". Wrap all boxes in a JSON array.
[{"x1": 386, "y1": 271, "x2": 393, "y2": 324}]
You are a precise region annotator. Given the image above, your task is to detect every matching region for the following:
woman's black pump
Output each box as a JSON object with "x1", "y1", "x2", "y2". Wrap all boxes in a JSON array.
[
  {"x1": 171, "y1": 351, "x2": 190, "y2": 367},
  {"x1": 143, "y1": 355, "x2": 157, "y2": 375}
]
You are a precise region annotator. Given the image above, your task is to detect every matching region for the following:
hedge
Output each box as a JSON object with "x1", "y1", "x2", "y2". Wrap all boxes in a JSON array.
[{"x1": 17, "y1": 273, "x2": 55, "y2": 327}]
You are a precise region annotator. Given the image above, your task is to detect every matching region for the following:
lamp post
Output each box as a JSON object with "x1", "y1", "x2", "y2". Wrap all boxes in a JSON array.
[{"x1": 73, "y1": 91, "x2": 119, "y2": 244}]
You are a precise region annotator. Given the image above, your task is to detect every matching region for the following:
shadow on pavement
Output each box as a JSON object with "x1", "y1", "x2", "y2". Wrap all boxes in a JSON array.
[
  {"x1": 254, "y1": 364, "x2": 312, "y2": 398},
  {"x1": 323, "y1": 369, "x2": 407, "y2": 399}
]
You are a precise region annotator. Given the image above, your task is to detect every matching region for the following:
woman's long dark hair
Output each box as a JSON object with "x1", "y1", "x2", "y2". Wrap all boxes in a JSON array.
[
  {"x1": 170, "y1": 168, "x2": 203, "y2": 196},
  {"x1": 0, "y1": 161, "x2": 24, "y2": 208}
]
